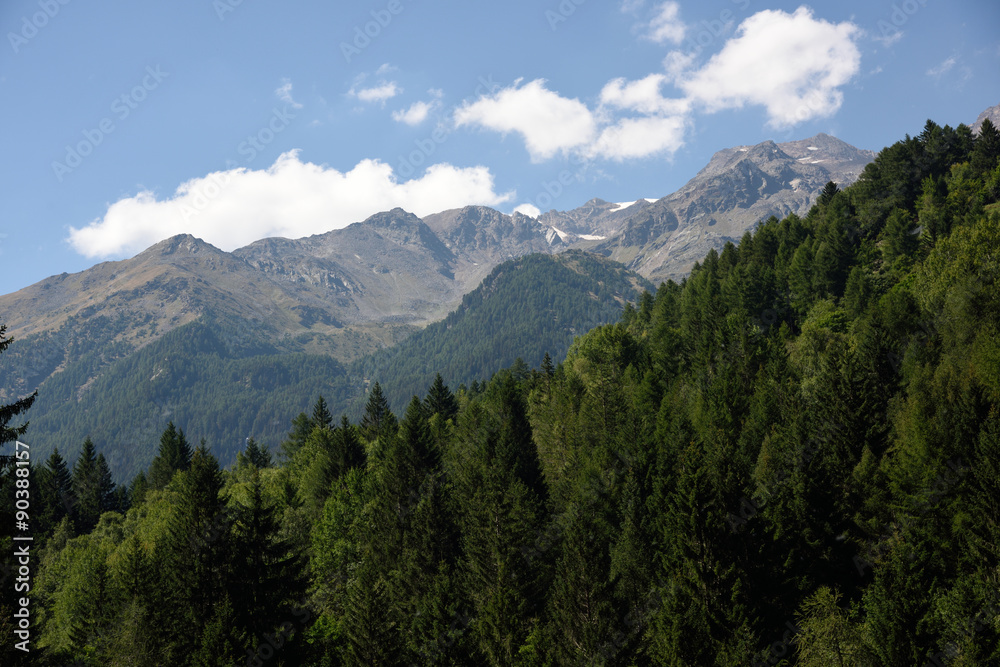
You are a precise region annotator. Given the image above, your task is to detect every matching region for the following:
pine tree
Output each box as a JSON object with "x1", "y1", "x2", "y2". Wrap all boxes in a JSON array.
[
  {"x1": 236, "y1": 437, "x2": 272, "y2": 469},
  {"x1": 424, "y1": 374, "x2": 459, "y2": 422},
  {"x1": 0, "y1": 324, "x2": 36, "y2": 449},
  {"x1": 541, "y1": 352, "x2": 555, "y2": 379},
  {"x1": 129, "y1": 471, "x2": 150, "y2": 507},
  {"x1": 843, "y1": 266, "x2": 871, "y2": 318},
  {"x1": 546, "y1": 477, "x2": 617, "y2": 666},
  {"x1": 72, "y1": 437, "x2": 104, "y2": 532},
  {"x1": 147, "y1": 422, "x2": 193, "y2": 491},
  {"x1": 818, "y1": 181, "x2": 840, "y2": 207},
  {"x1": 312, "y1": 395, "x2": 334, "y2": 429},
  {"x1": 881, "y1": 208, "x2": 919, "y2": 269},
  {"x1": 230, "y1": 470, "x2": 305, "y2": 657},
  {"x1": 361, "y1": 381, "x2": 397, "y2": 445},
  {"x1": 785, "y1": 241, "x2": 814, "y2": 316},
  {"x1": 344, "y1": 562, "x2": 403, "y2": 666},
  {"x1": 159, "y1": 444, "x2": 231, "y2": 660},
  {"x1": 972, "y1": 118, "x2": 1000, "y2": 174},
  {"x1": 38, "y1": 447, "x2": 76, "y2": 532},
  {"x1": 281, "y1": 411, "x2": 314, "y2": 461}
]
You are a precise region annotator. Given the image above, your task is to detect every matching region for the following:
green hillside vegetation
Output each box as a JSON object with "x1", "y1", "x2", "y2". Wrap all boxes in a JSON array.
[
  {"x1": 1, "y1": 118, "x2": 999, "y2": 665},
  {"x1": 14, "y1": 318, "x2": 352, "y2": 480},
  {"x1": 10, "y1": 252, "x2": 649, "y2": 480},
  {"x1": 353, "y1": 250, "x2": 654, "y2": 411}
]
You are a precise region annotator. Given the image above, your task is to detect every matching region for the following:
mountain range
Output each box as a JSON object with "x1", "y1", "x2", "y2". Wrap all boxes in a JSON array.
[{"x1": 1, "y1": 129, "x2": 882, "y2": 472}]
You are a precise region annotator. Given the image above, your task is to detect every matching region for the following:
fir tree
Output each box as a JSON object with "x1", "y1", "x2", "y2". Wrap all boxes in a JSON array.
[
  {"x1": 147, "y1": 422, "x2": 193, "y2": 491},
  {"x1": 230, "y1": 470, "x2": 305, "y2": 657},
  {"x1": 312, "y1": 395, "x2": 334, "y2": 429},
  {"x1": 361, "y1": 381, "x2": 397, "y2": 444},
  {"x1": 39, "y1": 447, "x2": 76, "y2": 532},
  {"x1": 424, "y1": 374, "x2": 459, "y2": 422},
  {"x1": 0, "y1": 324, "x2": 36, "y2": 448},
  {"x1": 159, "y1": 445, "x2": 230, "y2": 660}
]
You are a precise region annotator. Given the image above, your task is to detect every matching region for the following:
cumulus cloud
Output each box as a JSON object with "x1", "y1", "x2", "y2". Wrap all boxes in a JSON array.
[
  {"x1": 589, "y1": 115, "x2": 687, "y2": 161},
  {"x1": 455, "y1": 8, "x2": 860, "y2": 162},
  {"x1": 392, "y1": 91, "x2": 444, "y2": 126},
  {"x1": 600, "y1": 74, "x2": 690, "y2": 116},
  {"x1": 454, "y1": 79, "x2": 598, "y2": 162},
  {"x1": 647, "y1": 2, "x2": 686, "y2": 44},
  {"x1": 351, "y1": 81, "x2": 401, "y2": 104},
  {"x1": 67, "y1": 151, "x2": 513, "y2": 258},
  {"x1": 393, "y1": 100, "x2": 435, "y2": 126},
  {"x1": 275, "y1": 79, "x2": 303, "y2": 109},
  {"x1": 676, "y1": 7, "x2": 860, "y2": 127}
]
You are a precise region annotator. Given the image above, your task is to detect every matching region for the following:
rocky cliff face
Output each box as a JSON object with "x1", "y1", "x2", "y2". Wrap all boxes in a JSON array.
[
  {"x1": 559, "y1": 133, "x2": 875, "y2": 283},
  {"x1": 972, "y1": 103, "x2": 1000, "y2": 134}
]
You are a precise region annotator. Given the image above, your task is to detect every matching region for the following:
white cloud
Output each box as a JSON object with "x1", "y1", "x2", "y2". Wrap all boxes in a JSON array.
[
  {"x1": 647, "y1": 2, "x2": 686, "y2": 44},
  {"x1": 600, "y1": 74, "x2": 690, "y2": 116},
  {"x1": 392, "y1": 93, "x2": 444, "y2": 126},
  {"x1": 676, "y1": 7, "x2": 861, "y2": 127},
  {"x1": 589, "y1": 115, "x2": 687, "y2": 161},
  {"x1": 275, "y1": 79, "x2": 303, "y2": 109},
  {"x1": 513, "y1": 203, "x2": 541, "y2": 218},
  {"x1": 926, "y1": 55, "x2": 958, "y2": 77},
  {"x1": 351, "y1": 81, "x2": 401, "y2": 104},
  {"x1": 67, "y1": 151, "x2": 513, "y2": 258},
  {"x1": 454, "y1": 79, "x2": 598, "y2": 162},
  {"x1": 454, "y1": 7, "x2": 861, "y2": 163},
  {"x1": 376, "y1": 63, "x2": 397, "y2": 76},
  {"x1": 874, "y1": 30, "x2": 903, "y2": 48},
  {"x1": 620, "y1": 0, "x2": 645, "y2": 13},
  {"x1": 662, "y1": 50, "x2": 696, "y2": 83},
  {"x1": 393, "y1": 101, "x2": 435, "y2": 126}
]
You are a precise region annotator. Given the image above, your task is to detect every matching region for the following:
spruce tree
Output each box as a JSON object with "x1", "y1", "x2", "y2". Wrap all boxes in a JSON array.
[
  {"x1": 39, "y1": 448, "x2": 76, "y2": 532},
  {"x1": 230, "y1": 470, "x2": 305, "y2": 657},
  {"x1": 72, "y1": 437, "x2": 107, "y2": 532},
  {"x1": 424, "y1": 374, "x2": 459, "y2": 422},
  {"x1": 147, "y1": 422, "x2": 193, "y2": 490},
  {"x1": 312, "y1": 395, "x2": 334, "y2": 429},
  {"x1": 972, "y1": 118, "x2": 1000, "y2": 174},
  {"x1": 361, "y1": 381, "x2": 397, "y2": 444},
  {"x1": 236, "y1": 437, "x2": 272, "y2": 469},
  {"x1": 159, "y1": 444, "x2": 231, "y2": 660},
  {"x1": 0, "y1": 324, "x2": 36, "y2": 448}
]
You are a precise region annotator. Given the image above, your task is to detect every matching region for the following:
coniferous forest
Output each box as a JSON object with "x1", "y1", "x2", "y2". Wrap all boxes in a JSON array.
[{"x1": 2, "y1": 118, "x2": 1000, "y2": 665}]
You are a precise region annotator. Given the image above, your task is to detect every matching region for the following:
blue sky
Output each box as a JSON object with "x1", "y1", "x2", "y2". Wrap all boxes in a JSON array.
[{"x1": 1, "y1": 0, "x2": 997, "y2": 294}]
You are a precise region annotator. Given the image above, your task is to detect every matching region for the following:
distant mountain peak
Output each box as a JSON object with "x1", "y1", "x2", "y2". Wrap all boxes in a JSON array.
[
  {"x1": 143, "y1": 233, "x2": 221, "y2": 257},
  {"x1": 972, "y1": 103, "x2": 1000, "y2": 134}
]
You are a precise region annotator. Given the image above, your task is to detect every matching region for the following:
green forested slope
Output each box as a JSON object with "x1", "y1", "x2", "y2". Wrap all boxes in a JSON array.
[
  {"x1": 353, "y1": 250, "x2": 654, "y2": 411},
  {"x1": 9, "y1": 251, "x2": 649, "y2": 479},
  {"x1": 1, "y1": 118, "x2": 999, "y2": 666}
]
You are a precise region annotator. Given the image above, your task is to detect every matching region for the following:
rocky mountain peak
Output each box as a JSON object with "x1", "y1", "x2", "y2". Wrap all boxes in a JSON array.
[{"x1": 972, "y1": 103, "x2": 1000, "y2": 134}]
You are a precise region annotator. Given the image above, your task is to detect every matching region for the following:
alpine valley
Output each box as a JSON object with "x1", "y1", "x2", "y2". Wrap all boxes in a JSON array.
[
  {"x1": 0, "y1": 132, "x2": 876, "y2": 476},
  {"x1": 0, "y1": 131, "x2": 875, "y2": 476},
  {"x1": 2, "y1": 103, "x2": 1000, "y2": 666}
]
